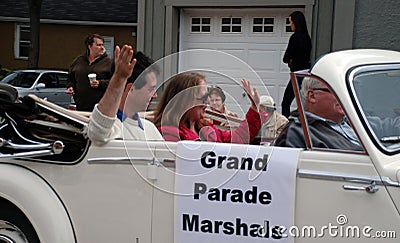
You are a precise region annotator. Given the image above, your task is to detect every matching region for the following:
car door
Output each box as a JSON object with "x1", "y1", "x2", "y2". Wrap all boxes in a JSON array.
[
  {"x1": 290, "y1": 74, "x2": 399, "y2": 242},
  {"x1": 54, "y1": 72, "x2": 72, "y2": 108},
  {"x1": 295, "y1": 151, "x2": 399, "y2": 242},
  {"x1": 36, "y1": 72, "x2": 70, "y2": 108}
]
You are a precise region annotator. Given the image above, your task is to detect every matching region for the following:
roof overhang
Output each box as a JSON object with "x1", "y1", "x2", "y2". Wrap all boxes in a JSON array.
[{"x1": 0, "y1": 16, "x2": 136, "y2": 27}]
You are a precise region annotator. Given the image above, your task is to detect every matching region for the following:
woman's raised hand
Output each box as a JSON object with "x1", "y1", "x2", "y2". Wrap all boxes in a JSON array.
[{"x1": 241, "y1": 78, "x2": 259, "y2": 111}]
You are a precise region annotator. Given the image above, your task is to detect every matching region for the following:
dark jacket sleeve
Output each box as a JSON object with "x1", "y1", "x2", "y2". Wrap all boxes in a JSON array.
[
  {"x1": 66, "y1": 56, "x2": 80, "y2": 89},
  {"x1": 282, "y1": 33, "x2": 311, "y2": 71},
  {"x1": 96, "y1": 56, "x2": 113, "y2": 91},
  {"x1": 283, "y1": 34, "x2": 296, "y2": 64},
  {"x1": 274, "y1": 120, "x2": 306, "y2": 148}
]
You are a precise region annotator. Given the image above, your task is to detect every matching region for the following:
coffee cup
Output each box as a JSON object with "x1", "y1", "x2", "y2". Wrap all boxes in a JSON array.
[{"x1": 88, "y1": 73, "x2": 97, "y2": 85}]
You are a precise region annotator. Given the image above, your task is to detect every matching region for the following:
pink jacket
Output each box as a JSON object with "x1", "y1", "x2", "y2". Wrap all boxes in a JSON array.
[{"x1": 158, "y1": 108, "x2": 261, "y2": 144}]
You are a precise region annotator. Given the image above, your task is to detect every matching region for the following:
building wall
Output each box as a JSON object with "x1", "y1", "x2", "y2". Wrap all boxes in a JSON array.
[
  {"x1": 353, "y1": 0, "x2": 400, "y2": 51},
  {"x1": 140, "y1": 0, "x2": 400, "y2": 61},
  {"x1": 0, "y1": 22, "x2": 17, "y2": 69},
  {"x1": 139, "y1": 0, "x2": 316, "y2": 60},
  {"x1": 0, "y1": 23, "x2": 137, "y2": 71},
  {"x1": 311, "y1": 0, "x2": 356, "y2": 55}
]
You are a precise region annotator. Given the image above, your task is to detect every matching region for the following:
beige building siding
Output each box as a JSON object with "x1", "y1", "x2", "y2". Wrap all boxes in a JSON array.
[
  {"x1": 0, "y1": 22, "x2": 19, "y2": 69},
  {"x1": 0, "y1": 23, "x2": 136, "y2": 71}
]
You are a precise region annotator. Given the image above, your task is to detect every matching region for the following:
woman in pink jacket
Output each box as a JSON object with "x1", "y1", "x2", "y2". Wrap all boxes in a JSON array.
[{"x1": 152, "y1": 72, "x2": 263, "y2": 143}]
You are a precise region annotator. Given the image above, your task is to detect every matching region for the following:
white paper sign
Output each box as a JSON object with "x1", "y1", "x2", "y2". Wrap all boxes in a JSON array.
[{"x1": 174, "y1": 141, "x2": 301, "y2": 243}]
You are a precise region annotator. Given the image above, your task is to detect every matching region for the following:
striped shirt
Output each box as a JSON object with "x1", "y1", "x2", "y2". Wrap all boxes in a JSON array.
[{"x1": 306, "y1": 112, "x2": 360, "y2": 146}]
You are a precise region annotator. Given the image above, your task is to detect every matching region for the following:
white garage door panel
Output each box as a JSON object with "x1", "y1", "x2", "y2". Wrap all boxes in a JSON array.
[
  {"x1": 184, "y1": 45, "x2": 284, "y2": 76},
  {"x1": 180, "y1": 8, "x2": 303, "y2": 112},
  {"x1": 179, "y1": 50, "x2": 253, "y2": 79},
  {"x1": 247, "y1": 49, "x2": 279, "y2": 72},
  {"x1": 213, "y1": 49, "x2": 247, "y2": 63}
]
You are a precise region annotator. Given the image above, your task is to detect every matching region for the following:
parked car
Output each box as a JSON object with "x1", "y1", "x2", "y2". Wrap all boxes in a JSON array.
[
  {"x1": 0, "y1": 70, "x2": 72, "y2": 108},
  {"x1": 0, "y1": 49, "x2": 400, "y2": 242}
]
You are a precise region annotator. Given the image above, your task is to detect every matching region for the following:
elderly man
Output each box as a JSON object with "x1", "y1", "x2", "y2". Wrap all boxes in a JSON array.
[
  {"x1": 257, "y1": 95, "x2": 288, "y2": 143},
  {"x1": 274, "y1": 77, "x2": 363, "y2": 150},
  {"x1": 88, "y1": 45, "x2": 163, "y2": 145}
]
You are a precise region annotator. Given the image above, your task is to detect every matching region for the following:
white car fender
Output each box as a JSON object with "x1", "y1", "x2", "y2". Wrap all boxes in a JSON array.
[{"x1": 0, "y1": 163, "x2": 75, "y2": 242}]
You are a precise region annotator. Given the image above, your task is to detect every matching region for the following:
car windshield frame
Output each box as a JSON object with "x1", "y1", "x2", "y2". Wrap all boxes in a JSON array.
[
  {"x1": 348, "y1": 63, "x2": 400, "y2": 155},
  {"x1": 290, "y1": 70, "x2": 366, "y2": 154},
  {"x1": 0, "y1": 71, "x2": 39, "y2": 88}
]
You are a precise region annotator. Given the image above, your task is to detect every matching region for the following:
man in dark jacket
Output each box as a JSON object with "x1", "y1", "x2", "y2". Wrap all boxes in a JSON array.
[{"x1": 274, "y1": 77, "x2": 363, "y2": 151}]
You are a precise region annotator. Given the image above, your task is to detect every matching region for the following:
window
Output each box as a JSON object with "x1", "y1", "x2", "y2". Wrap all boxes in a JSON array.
[
  {"x1": 285, "y1": 17, "x2": 293, "y2": 33},
  {"x1": 252, "y1": 17, "x2": 275, "y2": 33},
  {"x1": 57, "y1": 73, "x2": 68, "y2": 88},
  {"x1": 191, "y1": 17, "x2": 211, "y2": 33},
  {"x1": 352, "y1": 65, "x2": 400, "y2": 152},
  {"x1": 38, "y1": 72, "x2": 68, "y2": 88},
  {"x1": 221, "y1": 17, "x2": 242, "y2": 33},
  {"x1": 16, "y1": 24, "x2": 30, "y2": 59},
  {"x1": 1, "y1": 71, "x2": 38, "y2": 88},
  {"x1": 103, "y1": 36, "x2": 114, "y2": 59},
  {"x1": 39, "y1": 73, "x2": 57, "y2": 88}
]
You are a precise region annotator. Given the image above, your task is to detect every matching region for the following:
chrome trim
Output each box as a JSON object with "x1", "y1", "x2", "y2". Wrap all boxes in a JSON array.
[
  {"x1": 381, "y1": 176, "x2": 400, "y2": 187},
  {"x1": 0, "y1": 235, "x2": 14, "y2": 243},
  {"x1": 343, "y1": 181, "x2": 379, "y2": 193},
  {"x1": 88, "y1": 157, "x2": 155, "y2": 163},
  {"x1": 298, "y1": 169, "x2": 400, "y2": 187},
  {"x1": 1, "y1": 139, "x2": 52, "y2": 150},
  {"x1": 18, "y1": 140, "x2": 89, "y2": 165},
  {"x1": 86, "y1": 159, "x2": 400, "y2": 187},
  {"x1": 9, "y1": 114, "x2": 42, "y2": 144},
  {"x1": 0, "y1": 149, "x2": 54, "y2": 159},
  {"x1": 87, "y1": 157, "x2": 176, "y2": 167},
  {"x1": 0, "y1": 139, "x2": 63, "y2": 158},
  {"x1": 52, "y1": 141, "x2": 64, "y2": 155},
  {"x1": 0, "y1": 220, "x2": 29, "y2": 243}
]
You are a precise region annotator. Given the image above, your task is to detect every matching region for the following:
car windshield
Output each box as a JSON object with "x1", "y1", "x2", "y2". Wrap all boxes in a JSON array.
[
  {"x1": 1, "y1": 72, "x2": 39, "y2": 88},
  {"x1": 352, "y1": 65, "x2": 400, "y2": 152}
]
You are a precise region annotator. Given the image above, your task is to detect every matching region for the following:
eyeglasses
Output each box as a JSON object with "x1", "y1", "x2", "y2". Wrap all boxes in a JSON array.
[
  {"x1": 195, "y1": 92, "x2": 209, "y2": 104},
  {"x1": 312, "y1": 88, "x2": 331, "y2": 93},
  {"x1": 210, "y1": 98, "x2": 222, "y2": 103}
]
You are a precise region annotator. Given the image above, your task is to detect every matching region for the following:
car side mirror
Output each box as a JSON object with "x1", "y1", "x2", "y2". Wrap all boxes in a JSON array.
[{"x1": 36, "y1": 83, "x2": 46, "y2": 89}]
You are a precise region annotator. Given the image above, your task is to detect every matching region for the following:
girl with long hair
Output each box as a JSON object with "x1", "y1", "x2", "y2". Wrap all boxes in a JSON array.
[
  {"x1": 152, "y1": 72, "x2": 262, "y2": 143},
  {"x1": 281, "y1": 11, "x2": 312, "y2": 118}
]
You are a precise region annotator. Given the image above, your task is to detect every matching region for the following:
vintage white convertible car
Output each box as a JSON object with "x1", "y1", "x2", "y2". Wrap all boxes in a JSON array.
[{"x1": 1, "y1": 49, "x2": 400, "y2": 242}]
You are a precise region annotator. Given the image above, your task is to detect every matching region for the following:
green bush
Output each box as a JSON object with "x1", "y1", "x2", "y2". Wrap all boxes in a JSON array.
[{"x1": 0, "y1": 67, "x2": 12, "y2": 81}]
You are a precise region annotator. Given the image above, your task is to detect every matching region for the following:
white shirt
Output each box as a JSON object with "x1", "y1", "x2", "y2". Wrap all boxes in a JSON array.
[{"x1": 88, "y1": 104, "x2": 163, "y2": 145}]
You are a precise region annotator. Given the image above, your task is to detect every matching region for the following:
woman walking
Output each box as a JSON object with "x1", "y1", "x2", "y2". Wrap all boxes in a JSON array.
[{"x1": 281, "y1": 11, "x2": 312, "y2": 118}]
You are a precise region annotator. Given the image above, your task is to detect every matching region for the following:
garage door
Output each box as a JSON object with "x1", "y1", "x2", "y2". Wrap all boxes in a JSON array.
[{"x1": 179, "y1": 8, "x2": 303, "y2": 115}]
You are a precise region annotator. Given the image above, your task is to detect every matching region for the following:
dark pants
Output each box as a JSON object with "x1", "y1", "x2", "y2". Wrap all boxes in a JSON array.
[{"x1": 281, "y1": 76, "x2": 304, "y2": 118}]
